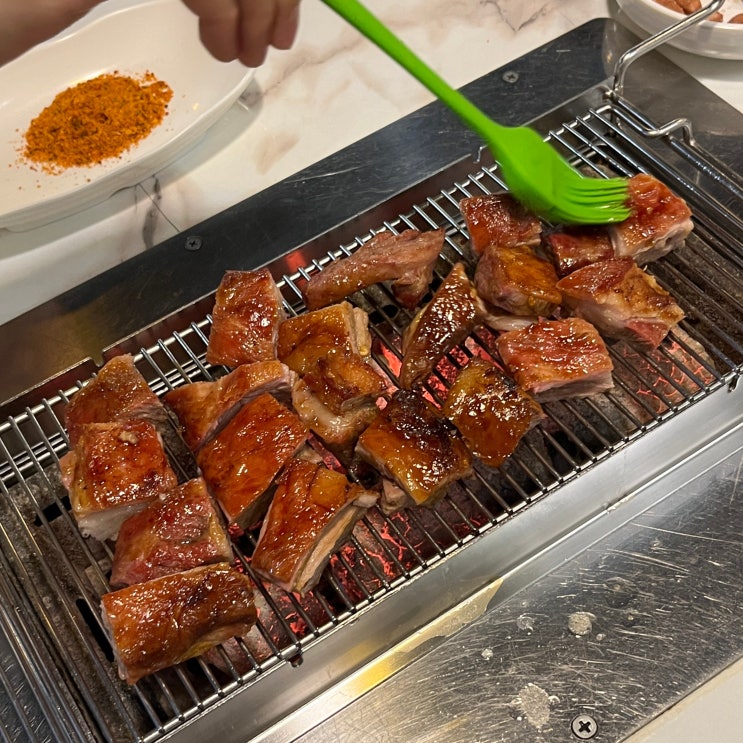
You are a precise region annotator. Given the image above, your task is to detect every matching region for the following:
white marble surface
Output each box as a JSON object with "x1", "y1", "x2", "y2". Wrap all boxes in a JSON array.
[{"x1": 0, "y1": 0, "x2": 742, "y2": 326}]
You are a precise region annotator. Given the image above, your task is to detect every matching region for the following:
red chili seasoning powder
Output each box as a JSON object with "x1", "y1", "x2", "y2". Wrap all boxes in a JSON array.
[{"x1": 22, "y1": 71, "x2": 173, "y2": 173}]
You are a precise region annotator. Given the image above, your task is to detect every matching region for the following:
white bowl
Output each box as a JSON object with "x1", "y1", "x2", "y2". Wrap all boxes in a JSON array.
[
  {"x1": 0, "y1": 0, "x2": 254, "y2": 231},
  {"x1": 616, "y1": 0, "x2": 743, "y2": 59}
]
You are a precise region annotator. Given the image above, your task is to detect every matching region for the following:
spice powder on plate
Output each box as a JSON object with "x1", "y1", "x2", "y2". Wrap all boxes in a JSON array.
[{"x1": 21, "y1": 71, "x2": 173, "y2": 173}]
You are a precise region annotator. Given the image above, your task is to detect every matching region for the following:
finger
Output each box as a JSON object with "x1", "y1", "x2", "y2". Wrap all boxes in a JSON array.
[
  {"x1": 271, "y1": 0, "x2": 300, "y2": 51},
  {"x1": 182, "y1": 0, "x2": 241, "y2": 63},
  {"x1": 237, "y1": 0, "x2": 276, "y2": 67}
]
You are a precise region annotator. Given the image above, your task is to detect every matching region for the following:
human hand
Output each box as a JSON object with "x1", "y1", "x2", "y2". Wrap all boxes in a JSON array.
[
  {"x1": 0, "y1": 0, "x2": 102, "y2": 66},
  {"x1": 180, "y1": 0, "x2": 301, "y2": 67}
]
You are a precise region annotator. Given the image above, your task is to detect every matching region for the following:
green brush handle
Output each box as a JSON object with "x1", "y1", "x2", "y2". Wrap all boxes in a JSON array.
[{"x1": 321, "y1": 0, "x2": 506, "y2": 148}]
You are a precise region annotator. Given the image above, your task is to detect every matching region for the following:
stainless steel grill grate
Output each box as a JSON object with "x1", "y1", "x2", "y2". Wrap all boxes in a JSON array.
[{"x1": 0, "y1": 93, "x2": 742, "y2": 742}]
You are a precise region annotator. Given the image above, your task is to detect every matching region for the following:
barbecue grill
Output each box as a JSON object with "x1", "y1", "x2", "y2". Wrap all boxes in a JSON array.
[{"x1": 1, "y1": 18, "x2": 742, "y2": 743}]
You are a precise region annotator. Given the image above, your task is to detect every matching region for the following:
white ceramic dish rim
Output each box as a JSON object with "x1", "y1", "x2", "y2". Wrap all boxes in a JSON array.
[
  {"x1": 617, "y1": 0, "x2": 743, "y2": 58},
  {"x1": 643, "y1": 0, "x2": 743, "y2": 28},
  {"x1": 617, "y1": 0, "x2": 743, "y2": 32}
]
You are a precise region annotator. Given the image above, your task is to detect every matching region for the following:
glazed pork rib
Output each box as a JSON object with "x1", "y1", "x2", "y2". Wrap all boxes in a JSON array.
[
  {"x1": 110, "y1": 478, "x2": 233, "y2": 588},
  {"x1": 303, "y1": 228, "x2": 444, "y2": 311},
  {"x1": 609, "y1": 173, "x2": 693, "y2": 264},
  {"x1": 197, "y1": 392, "x2": 309, "y2": 530},
  {"x1": 251, "y1": 459, "x2": 378, "y2": 595},
  {"x1": 64, "y1": 354, "x2": 166, "y2": 448},
  {"x1": 356, "y1": 390, "x2": 473, "y2": 511},
  {"x1": 290, "y1": 378, "x2": 381, "y2": 464},
  {"x1": 443, "y1": 357, "x2": 544, "y2": 468},
  {"x1": 101, "y1": 562, "x2": 257, "y2": 685},
  {"x1": 300, "y1": 349, "x2": 387, "y2": 415},
  {"x1": 400, "y1": 263, "x2": 488, "y2": 389},
  {"x1": 556, "y1": 257, "x2": 685, "y2": 351},
  {"x1": 496, "y1": 317, "x2": 615, "y2": 403},
  {"x1": 164, "y1": 360, "x2": 296, "y2": 452},
  {"x1": 206, "y1": 268, "x2": 287, "y2": 368},
  {"x1": 60, "y1": 420, "x2": 178, "y2": 541},
  {"x1": 474, "y1": 242, "x2": 562, "y2": 317},
  {"x1": 279, "y1": 302, "x2": 387, "y2": 458},
  {"x1": 277, "y1": 301, "x2": 373, "y2": 372},
  {"x1": 459, "y1": 193, "x2": 542, "y2": 256},
  {"x1": 542, "y1": 225, "x2": 614, "y2": 277}
]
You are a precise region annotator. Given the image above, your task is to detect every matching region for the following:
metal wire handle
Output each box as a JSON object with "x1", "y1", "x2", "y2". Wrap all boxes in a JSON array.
[{"x1": 612, "y1": 0, "x2": 725, "y2": 98}]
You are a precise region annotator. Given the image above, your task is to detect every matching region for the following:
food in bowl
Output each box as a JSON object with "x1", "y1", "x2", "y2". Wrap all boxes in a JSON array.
[
  {"x1": 617, "y1": 0, "x2": 743, "y2": 59},
  {"x1": 652, "y1": 0, "x2": 743, "y2": 21}
]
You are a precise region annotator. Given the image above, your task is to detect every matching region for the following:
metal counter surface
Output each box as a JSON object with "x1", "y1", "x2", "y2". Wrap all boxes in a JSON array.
[{"x1": 295, "y1": 422, "x2": 743, "y2": 743}]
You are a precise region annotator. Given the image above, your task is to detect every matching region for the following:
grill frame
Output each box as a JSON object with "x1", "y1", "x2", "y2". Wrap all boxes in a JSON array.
[{"x1": 0, "y1": 78, "x2": 742, "y2": 742}]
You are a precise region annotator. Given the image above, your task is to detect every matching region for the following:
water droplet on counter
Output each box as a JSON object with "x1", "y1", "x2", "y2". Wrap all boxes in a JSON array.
[
  {"x1": 516, "y1": 613, "x2": 535, "y2": 633},
  {"x1": 509, "y1": 683, "x2": 554, "y2": 730},
  {"x1": 568, "y1": 611, "x2": 596, "y2": 637}
]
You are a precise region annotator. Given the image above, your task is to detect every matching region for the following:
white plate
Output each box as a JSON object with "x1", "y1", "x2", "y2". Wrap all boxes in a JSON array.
[
  {"x1": 0, "y1": 0, "x2": 254, "y2": 231},
  {"x1": 617, "y1": 0, "x2": 743, "y2": 59}
]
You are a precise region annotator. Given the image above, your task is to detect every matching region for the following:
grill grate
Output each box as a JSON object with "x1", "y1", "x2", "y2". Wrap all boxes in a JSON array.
[{"x1": 0, "y1": 96, "x2": 742, "y2": 742}]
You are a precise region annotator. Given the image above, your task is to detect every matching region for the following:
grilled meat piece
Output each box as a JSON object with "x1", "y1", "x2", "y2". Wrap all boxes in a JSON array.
[
  {"x1": 609, "y1": 173, "x2": 693, "y2": 264},
  {"x1": 101, "y1": 562, "x2": 257, "y2": 684},
  {"x1": 164, "y1": 360, "x2": 296, "y2": 452},
  {"x1": 400, "y1": 263, "x2": 488, "y2": 389},
  {"x1": 60, "y1": 420, "x2": 178, "y2": 541},
  {"x1": 197, "y1": 393, "x2": 308, "y2": 529},
  {"x1": 252, "y1": 459, "x2": 378, "y2": 594},
  {"x1": 110, "y1": 478, "x2": 232, "y2": 588},
  {"x1": 459, "y1": 193, "x2": 542, "y2": 256},
  {"x1": 443, "y1": 357, "x2": 544, "y2": 468},
  {"x1": 556, "y1": 257, "x2": 685, "y2": 351},
  {"x1": 496, "y1": 318, "x2": 614, "y2": 402},
  {"x1": 303, "y1": 229, "x2": 444, "y2": 311},
  {"x1": 64, "y1": 355, "x2": 166, "y2": 448},
  {"x1": 301, "y1": 349, "x2": 387, "y2": 415},
  {"x1": 278, "y1": 301, "x2": 372, "y2": 370},
  {"x1": 278, "y1": 301, "x2": 385, "y2": 410},
  {"x1": 542, "y1": 225, "x2": 614, "y2": 277},
  {"x1": 474, "y1": 243, "x2": 561, "y2": 317},
  {"x1": 356, "y1": 390, "x2": 473, "y2": 510},
  {"x1": 206, "y1": 268, "x2": 286, "y2": 368},
  {"x1": 291, "y1": 378, "x2": 380, "y2": 464}
]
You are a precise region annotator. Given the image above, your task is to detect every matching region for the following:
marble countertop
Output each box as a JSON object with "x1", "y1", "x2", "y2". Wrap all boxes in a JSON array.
[{"x1": 0, "y1": 0, "x2": 742, "y2": 328}]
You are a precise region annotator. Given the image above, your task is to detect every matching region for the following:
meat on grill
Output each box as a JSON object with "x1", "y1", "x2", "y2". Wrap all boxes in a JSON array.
[
  {"x1": 301, "y1": 348, "x2": 387, "y2": 415},
  {"x1": 64, "y1": 354, "x2": 166, "y2": 448},
  {"x1": 356, "y1": 389, "x2": 473, "y2": 510},
  {"x1": 474, "y1": 243, "x2": 562, "y2": 317},
  {"x1": 251, "y1": 459, "x2": 378, "y2": 594},
  {"x1": 459, "y1": 193, "x2": 542, "y2": 256},
  {"x1": 206, "y1": 268, "x2": 286, "y2": 368},
  {"x1": 60, "y1": 420, "x2": 178, "y2": 541},
  {"x1": 110, "y1": 478, "x2": 233, "y2": 588},
  {"x1": 542, "y1": 225, "x2": 614, "y2": 277},
  {"x1": 278, "y1": 301, "x2": 373, "y2": 371},
  {"x1": 291, "y1": 378, "x2": 382, "y2": 465},
  {"x1": 496, "y1": 317, "x2": 615, "y2": 402},
  {"x1": 302, "y1": 228, "x2": 444, "y2": 311},
  {"x1": 101, "y1": 562, "x2": 257, "y2": 684},
  {"x1": 197, "y1": 392, "x2": 308, "y2": 529},
  {"x1": 556, "y1": 257, "x2": 685, "y2": 351},
  {"x1": 164, "y1": 360, "x2": 296, "y2": 452},
  {"x1": 443, "y1": 357, "x2": 544, "y2": 468},
  {"x1": 609, "y1": 173, "x2": 693, "y2": 264},
  {"x1": 400, "y1": 263, "x2": 488, "y2": 389},
  {"x1": 278, "y1": 302, "x2": 386, "y2": 458}
]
